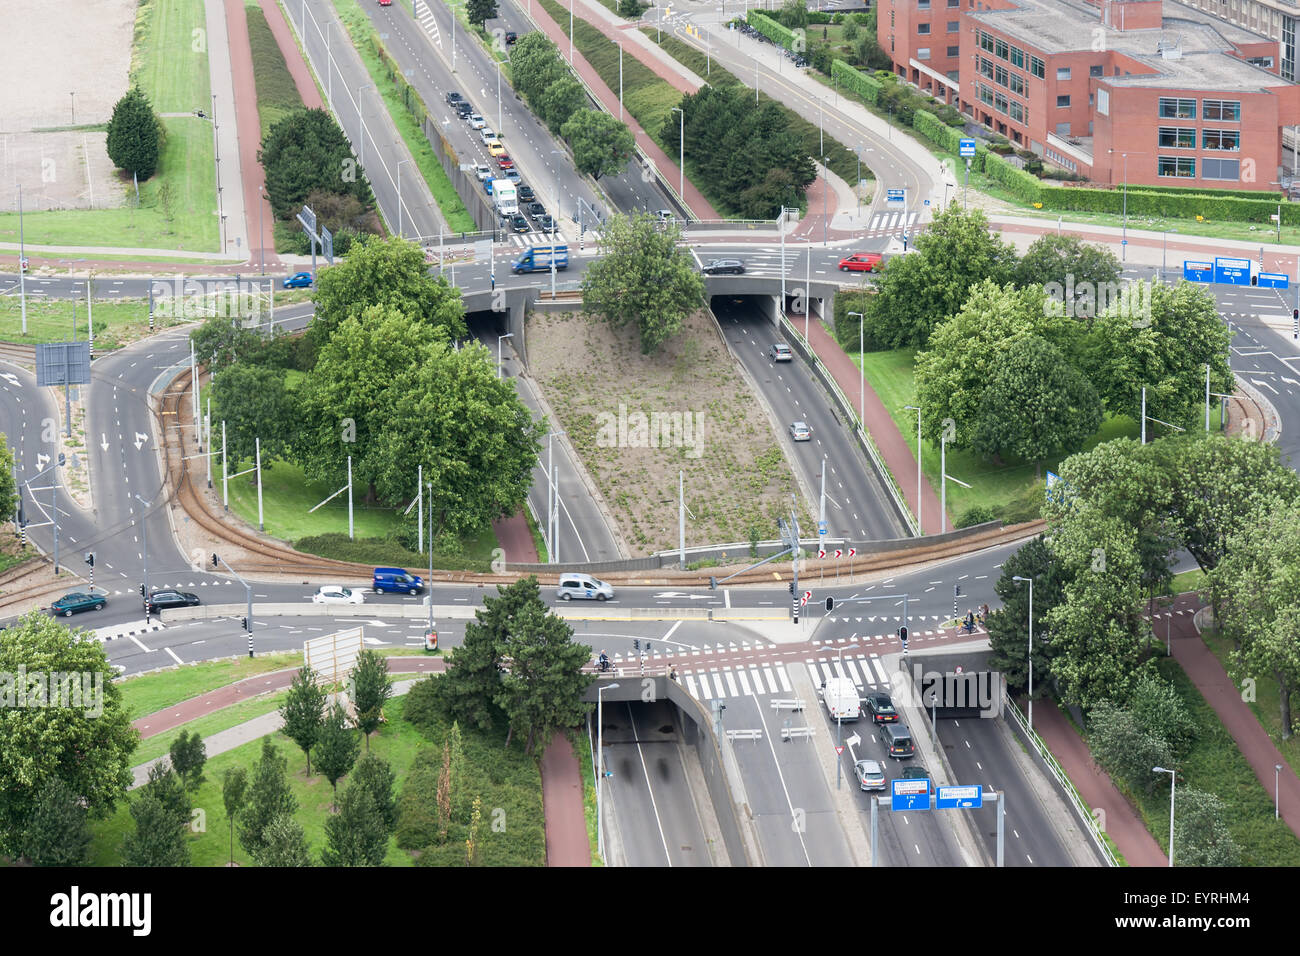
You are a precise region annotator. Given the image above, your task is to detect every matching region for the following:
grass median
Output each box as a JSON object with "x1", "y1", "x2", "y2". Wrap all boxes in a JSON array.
[{"x1": 246, "y1": 0, "x2": 307, "y2": 141}]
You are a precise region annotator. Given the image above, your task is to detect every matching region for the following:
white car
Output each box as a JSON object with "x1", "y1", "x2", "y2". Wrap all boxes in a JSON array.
[
  {"x1": 790, "y1": 421, "x2": 812, "y2": 442},
  {"x1": 479, "y1": 127, "x2": 497, "y2": 145},
  {"x1": 468, "y1": 113, "x2": 486, "y2": 129},
  {"x1": 312, "y1": 585, "x2": 365, "y2": 605},
  {"x1": 474, "y1": 163, "x2": 492, "y2": 181}
]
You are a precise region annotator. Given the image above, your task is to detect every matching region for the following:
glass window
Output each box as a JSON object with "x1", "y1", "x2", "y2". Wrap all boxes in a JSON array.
[
  {"x1": 1158, "y1": 156, "x2": 1197, "y2": 177},
  {"x1": 918, "y1": 47, "x2": 931, "y2": 59},
  {"x1": 979, "y1": 83, "x2": 994, "y2": 106},
  {"x1": 1009, "y1": 72, "x2": 1025, "y2": 94},
  {"x1": 995, "y1": 38, "x2": 1008, "y2": 59},
  {"x1": 1031, "y1": 56, "x2": 1046, "y2": 78},
  {"x1": 980, "y1": 31, "x2": 994, "y2": 52},
  {"x1": 947, "y1": 20, "x2": 960, "y2": 31},
  {"x1": 1202, "y1": 157, "x2": 1240, "y2": 180},
  {"x1": 995, "y1": 92, "x2": 1009, "y2": 114},
  {"x1": 1010, "y1": 46, "x2": 1025, "y2": 68},
  {"x1": 1057, "y1": 94, "x2": 1071, "y2": 107},
  {"x1": 1056, "y1": 67, "x2": 1072, "y2": 80},
  {"x1": 1158, "y1": 127, "x2": 1196, "y2": 148},
  {"x1": 1097, "y1": 88, "x2": 1109, "y2": 115},
  {"x1": 979, "y1": 56, "x2": 994, "y2": 78},
  {"x1": 996, "y1": 65, "x2": 1009, "y2": 86},
  {"x1": 1010, "y1": 101, "x2": 1024, "y2": 122},
  {"x1": 1202, "y1": 129, "x2": 1240, "y2": 150},
  {"x1": 1202, "y1": 99, "x2": 1241, "y2": 121},
  {"x1": 1158, "y1": 97, "x2": 1196, "y2": 119},
  {"x1": 919, "y1": 0, "x2": 930, "y2": 7},
  {"x1": 918, "y1": 22, "x2": 931, "y2": 34},
  {"x1": 1089, "y1": 64, "x2": 1103, "y2": 77},
  {"x1": 947, "y1": 45, "x2": 960, "y2": 57},
  {"x1": 948, "y1": 0, "x2": 960, "y2": 6}
]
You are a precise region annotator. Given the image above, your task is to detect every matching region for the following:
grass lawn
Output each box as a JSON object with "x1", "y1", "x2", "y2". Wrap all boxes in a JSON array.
[
  {"x1": 0, "y1": 297, "x2": 186, "y2": 349},
  {"x1": 332, "y1": 0, "x2": 477, "y2": 234},
  {"x1": 132, "y1": 691, "x2": 290, "y2": 766},
  {"x1": 133, "y1": 0, "x2": 213, "y2": 114},
  {"x1": 119, "y1": 652, "x2": 304, "y2": 718},
  {"x1": 246, "y1": 2, "x2": 306, "y2": 142}
]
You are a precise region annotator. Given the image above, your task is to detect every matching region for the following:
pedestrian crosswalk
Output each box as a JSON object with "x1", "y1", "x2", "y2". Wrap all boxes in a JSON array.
[
  {"x1": 681, "y1": 653, "x2": 896, "y2": 703},
  {"x1": 503, "y1": 231, "x2": 562, "y2": 249},
  {"x1": 416, "y1": 0, "x2": 441, "y2": 45},
  {"x1": 863, "y1": 211, "x2": 918, "y2": 237}
]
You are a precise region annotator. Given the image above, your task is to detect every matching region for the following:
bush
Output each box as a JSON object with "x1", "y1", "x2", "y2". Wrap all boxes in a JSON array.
[
  {"x1": 956, "y1": 505, "x2": 999, "y2": 528},
  {"x1": 292, "y1": 533, "x2": 493, "y2": 572},
  {"x1": 985, "y1": 151, "x2": 1043, "y2": 204},
  {"x1": 999, "y1": 481, "x2": 1045, "y2": 525}
]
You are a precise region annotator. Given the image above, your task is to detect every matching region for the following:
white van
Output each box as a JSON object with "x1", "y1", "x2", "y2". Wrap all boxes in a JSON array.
[
  {"x1": 821, "y1": 676, "x2": 861, "y2": 721},
  {"x1": 556, "y1": 572, "x2": 615, "y2": 602}
]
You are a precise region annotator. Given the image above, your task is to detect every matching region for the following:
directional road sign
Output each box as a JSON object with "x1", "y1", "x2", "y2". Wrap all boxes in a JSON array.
[
  {"x1": 959, "y1": 138, "x2": 976, "y2": 158},
  {"x1": 886, "y1": 188, "x2": 906, "y2": 205},
  {"x1": 891, "y1": 778, "x2": 931, "y2": 811},
  {"x1": 1258, "y1": 272, "x2": 1290, "y2": 289},
  {"x1": 1214, "y1": 257, "x2": 1253, "y2": 285},
  {"x1": 936, "y1": 784, "x2": 984, "y2": 809},
  {"x1": 1183, "y1": 260, "x2": 1214, "y2": 283}
]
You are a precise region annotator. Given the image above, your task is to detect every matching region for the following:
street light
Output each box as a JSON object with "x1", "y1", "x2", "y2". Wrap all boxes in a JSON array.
[
  {"x1": 904, "y1": 405, "x2": 922, "y2": 535},
  {"x1": 848, "y1": 146, "x2": 863, "y2": 217},
  {"x1": 1012, "y1": 575, "x2": 1033, "y2": 731},
  {"x1": 497, "y1": 60, "x2": 503, "y2": 136},
  {"x1": 1162, "y1": 228, "x2": 1177, "y2": 282},
  {"x1": 497, "y1": 332, "x2": 514, "y2": 379},
  {"x1": 397, "y1": 159, "x2": 412, "y2": 238},
  {"x1": 618, "y1": 43, "x2": 624, "y2": 122},
  {"x1": 1277, "y1": 764, "x2": 1284, "y2": 820},
  {"x1": 1153, "y1": 766, "x2": 1176, "y2": 866},
  {"x1": 849, "y1": 312, "x2": 865, "y2": 429},
  {"x1": 826, "y1": 643, "x2": 860, "y2": 789},
  {"x1": 1108, "y1": 148, "x2": 1129, "y2": 260},
  {"x1": 671, "y1": 107, "x2": 685, "y2": 199},
  {"x1": 358, "y1": 84, "x2": 372, "y2": 167},
  {"x1": 822, "y1": 155, "x2": 830, "y2": 246},
  {"x1": 135, "y1": 493, "x2": 152, "y2": 624},
  {"x1": 596, "y1": 682, "x2": 620, "y2": 862},
  {"x1": 258, "y1": 184, "x2": 267, "y2": 276}
]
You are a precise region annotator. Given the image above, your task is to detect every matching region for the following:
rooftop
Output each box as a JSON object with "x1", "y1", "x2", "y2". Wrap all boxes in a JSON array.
[{"x1": 970, "y1": 0, "x2": 1286, "y2": 91}]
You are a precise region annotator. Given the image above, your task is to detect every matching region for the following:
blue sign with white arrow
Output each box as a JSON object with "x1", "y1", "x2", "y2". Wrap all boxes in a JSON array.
[
  {"x1": 886, "y1": 188, "x2": 906, "y2": 205},
  {"x1": 936, "y1": 784, "x2": 983, "y2": 809},
  {"x1": 959, "y1": 138, "x2": 976, "y2": 158},
  {"x1": 1214, "y1": 257, "x2": 1253, "y2": 286},
  {"x1": 891, "y1": 778, "x2": 931, "y2": 811},
  {"x1": 1258, "y1": 272, "x2": 1290, "y2": 289},
  {"x1": 1183, "y1": 261, "x2": 1214, "y2": 282}
]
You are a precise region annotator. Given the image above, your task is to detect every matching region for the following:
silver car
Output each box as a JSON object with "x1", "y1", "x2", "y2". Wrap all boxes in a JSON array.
[
  {"x1": 556, "y1": 573, "x2": 615, "y2": 602},
  {"x1": 854, "y1": 759, "x2": 886, "y2": 791},
  {"x1": 769, "y1": 343, "x2": 793, "y2": 362},
  {"x1": 790, "y1": 421, "x2": 811, "y2": 441}
]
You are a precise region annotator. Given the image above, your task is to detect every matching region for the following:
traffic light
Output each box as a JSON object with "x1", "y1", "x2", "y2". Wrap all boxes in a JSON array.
[
  {"x1": 633, "y1": 639, "x2": 640, "y2": 655},
  {"x1": 898, "y1": 625, "x2": 908, "y2": 645},
  {"x1": 709, "y1": 576, "x2": 718, "y2": 590},
  {"x1": 788, "y1": 582, "x2": 795, "y2": 595},
  {"x1": 139, "y1": 584, "x2": 145, "y2": 599},
  {"x1": 241, "y1": 617, "x2": 249, "y2": 632},
  {"x1": 825, "y1": 596, "x2": 835, "y2": 612}
]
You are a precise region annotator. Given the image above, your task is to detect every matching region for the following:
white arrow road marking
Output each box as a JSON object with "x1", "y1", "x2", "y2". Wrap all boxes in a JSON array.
[
  {"x1": 365, "y1": 620, "x2": 393, "y2": 627},
  {"x1": 0, "y1": 373, "x2": 20, "y2": 387},
  {"x1": 1283, "y1": 377, "x2": 1300, "y2": 386},
  {"x1": 1252, "y1": 378, "x2": 1279, "y2": 394},
  {"x1": 37, "y1": 453, "x2": 49, "y2": 468},
  {"x1": 100, "y1": 434, "x2": 109, "y2": 451},
  {"x1": 134, "y1": 432, "x2": 149, "y2": 449}
]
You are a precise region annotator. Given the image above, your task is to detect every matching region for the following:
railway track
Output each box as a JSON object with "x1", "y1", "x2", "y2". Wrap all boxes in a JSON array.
[{"x1": 160, "y1": 369, "x2": 1042, "y2": 587}]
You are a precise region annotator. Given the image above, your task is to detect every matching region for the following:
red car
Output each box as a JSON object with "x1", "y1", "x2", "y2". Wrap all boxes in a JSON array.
[
  {"x1": 497, "y1": 156, "x2": 514, "y2": 169},
  {"x1": 378, "y1": 0, "x2": 392, "y2": 6},
  {"x1": 839, "y1": 252, "x2": 883, "y2": 272}
]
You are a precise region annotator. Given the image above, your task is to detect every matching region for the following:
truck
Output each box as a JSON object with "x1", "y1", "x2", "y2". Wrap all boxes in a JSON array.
[
  {"x1": 493, "y1": 180, "x2": 518, "y2": 216},
  {"x1": 821, "y1": 676, "x2": 861, "y2": 721},
  {"x1": 512, "y1": 244, "x2": 568, "y2": 274}
]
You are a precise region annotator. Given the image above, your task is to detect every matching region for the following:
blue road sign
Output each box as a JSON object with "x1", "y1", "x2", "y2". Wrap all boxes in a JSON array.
[
  {"x1": 886, "y1": 188, "x2": 905, "y2": 204},
  {"x1": 890, "y1": 778, "x2": 931, "y2": 811},
  {"x1": 1215, "y1": 257, "x2": 1253, "y2": 285},
  {"x1": 1183, "y1": 260, "x2": 1214, "y2": 282},
  {"x1": 959, "y1": 138, "x2": 976, "y2": 158},
  {"x1": 818, "y1": 520, "x2": 828, "y2": 536},
  {"x1": 936, "y1": 784, "x2": 984, "y2": 809},
  {"x1": 924, "y1": 199, "x2": 931, "y2": 206},
  {"x1": 1258, "y1": 272, "x2": 1290, "y2": 289}
]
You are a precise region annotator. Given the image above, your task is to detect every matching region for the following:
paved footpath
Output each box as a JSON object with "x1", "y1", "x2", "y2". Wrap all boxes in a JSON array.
[{"x1": 539, "y1": 731, "x2": 593, "y2": 866}]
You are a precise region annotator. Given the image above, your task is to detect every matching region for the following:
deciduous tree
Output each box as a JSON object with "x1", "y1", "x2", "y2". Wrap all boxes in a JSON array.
[
  {"x1": 121, "y1": 792, "x2": 189, "y2": 867},
  {"x1": 221, "y1": 766, "x2": 248, "y2": 867},
  {"x1": 349, "y1": 752, "x2": 398, "y2": 833},
  {"x1": 1015, "y1": 233, "x2": 1120, "y2": 322},
  {"x1": 261, "y1": 108, "x2": 372, "y2": 220},
  {"x1": 315, "y1": 702, "x2": 360, "y2": 802},
  {"x1": 321, "y1": 780, "x2": 389, "y2": 866},
  {"x1": 1173, "y1": 788, "x2": 1241, "y2": 866},
  {"x1": 257, "y1": 813, "x2": 314, "y2": 867},
  {"x1": 562, "y1": 109, "x2": 635, "y2": 180},
  {"x1": 350, "y1": 651, "x2": 393, "y2": 750},
  {"x1": 18, "y1": 777, "x2": 92, "y2": 867},
  {"x1": 237, "y1": 737, "x2": 298, "y2": 861},
  {"x1": 279, "y1": 665, "x2": 327, "y2": 775},
  {"x1": 168, "y1": 729, "x2": 207, "y2": 791}
]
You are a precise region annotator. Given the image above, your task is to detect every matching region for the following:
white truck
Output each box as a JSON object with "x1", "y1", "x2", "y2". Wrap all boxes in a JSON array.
[
  {"x1": 821, "y1": 676, "x2": 861, "y2": 721},
  {"x1": 493, "y1": 180, "x2": 519, "y2": 217}
]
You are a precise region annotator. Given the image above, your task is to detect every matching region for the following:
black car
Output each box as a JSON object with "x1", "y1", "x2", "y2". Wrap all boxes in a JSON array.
[
  {"x1": 510, "y1": 214, "x2": 530, "y2": 233},
  {"x1": 505, "y1": 30, "x2": 518, "y2": 44},
  {"x1": 865, "y1": 691, "x2": 899, "y2": 724},
  {"x1": 535, "y1": 214, "x2": 555, "y2": 232},
  {"x1": 147, "y1": 589, "x2": 201, "y2": 610},
  {"x1": 446, "y1": 90, "x2": 463, "y2": 106},
  {"x1": 455, "y1": 101, "x2": 472, "y2": 118},
  {"x1": 526, "y1": 201, "x2": 546, "y2": 217},
  {"x1": 900, "y1": 765, "x2": 930, "y2": 780},
  {"x1": 702, "y1": 258, "x2": 745, "y2": 275},
  {"x1": 517, "y1": 184, "x2": 535, "y2": 203}
]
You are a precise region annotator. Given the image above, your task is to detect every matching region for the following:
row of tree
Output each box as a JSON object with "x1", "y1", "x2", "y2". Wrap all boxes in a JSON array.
[{"x1": 509, "y1": 32, "x2": 635, "y2": 180}]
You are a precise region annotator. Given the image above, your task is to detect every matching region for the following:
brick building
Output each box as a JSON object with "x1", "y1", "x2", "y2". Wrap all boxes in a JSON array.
[{"x1": 880, "y1": 0, "x2": 1300, "y2": 189}]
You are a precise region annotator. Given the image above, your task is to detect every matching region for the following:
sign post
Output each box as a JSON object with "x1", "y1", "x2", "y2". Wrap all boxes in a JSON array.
[{"x1": 959, "y1": 139, "x2": 976, "y2": 210}]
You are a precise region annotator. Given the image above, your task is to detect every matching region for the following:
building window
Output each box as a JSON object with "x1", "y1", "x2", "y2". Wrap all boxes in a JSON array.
[
  {"x1": 995, "y1": 92, "x2": 1009, "y2": 113},
  {"x1": 1158, "y1": 127, "x2": 1196, "y2": 148},
  {"x1": 1158, "y1": 156, "x2": 1197, "y2": 177},
  {"x1": 1202, "y1": 129, "x2": 1241, "y2": 150},
  {"x1": 1010, "y1": 46, "x2": 1025, "y2": 68},
  {"x1": 1089, "y1": 64, "x2": 1104, "y2": 77},
  {"x1": 918, "y1": 47, "x2": 931, "y2": 60},
  {"x1": 1202, "y1": 99, "x2": 1242, "y2": 121},
  {"x1": 918, "y1": 22, "x2": 931, "y2": 33},
  {"x1": 995, "y1": 38, "x2": 1008, "y2": 59},
  {"x1": 1097, "y1": 88, "x2": 1109, "y2": 116},
  {"x1": 1009, "y1": 72, "x2": 1025, "y2": 95},
  {"x1": 919, "y1": 0, "x2": 930, "y2": 7},
  {"x1": 979, "y1": 83, "x2": 994, "y2": 106},
  {"x1": 947, "y1": 45, "x2": 960, "y2": 56},
  {"x1": 1158, "y1": 97, "x2": 1196, "y2": 119},
  {"x1": 1246, "y1": 55, "x2": 1275, "y2": 68},
  {"x1": 996, "y1": 65, "x2": 1009, "y2": 85},
  {"x1": 948, "y1": 0, "x2": 960, "y2": 6},
  {"x1": 1056, "y1": 94, "x2": 1071, "y2": 107},
  {"x1": 1203, "y1": 157, "x2": 1240, "y2": 180},
  {"x1": 1010, "y1": 101, "x2": 1024, "y2": 122},
  {"x1": 1031, "y1": 56, "x2": 1046, "y2": 78},
  {"x1": 979, "y1": 56, "x2": 994, "y2": 78},
  {"x1": 947, "y1": 20, "x2": 959, "y2": 31},
  {"x1": 980, "y1": 30, "x2": 994, "y2": 52},
  {"x1": 1056, "y1": 67, "x2": 1072, "y2": 80}
]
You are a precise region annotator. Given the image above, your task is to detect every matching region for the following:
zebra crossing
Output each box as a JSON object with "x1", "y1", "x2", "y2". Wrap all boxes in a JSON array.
[
  {"x1": 502, "y1": 231, "x2": 562, "y2": 249},
  {"x1": 415, "y1": 0, "x2": 441, "y2": 45},
  {"x1": 681, "y1": 653, "x2": 896, "y2": 703},
  {"x1": 863, "y1": 211, "x2": 918, "y2": 237}
]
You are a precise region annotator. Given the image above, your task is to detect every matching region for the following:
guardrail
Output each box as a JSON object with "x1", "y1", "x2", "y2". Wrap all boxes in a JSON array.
[
  {"x1": 780, "y1": 726, "x2": 815, "y2": 740},
  {"x1": 1001, "y1": 683, "x2": 1118, "y2": 867},
  {"x1": 725, "y1": 729, "x2": 764, "y2": 741},
  {"x1": 770, "y1": 698, "x2": 806, "y2": 711}
]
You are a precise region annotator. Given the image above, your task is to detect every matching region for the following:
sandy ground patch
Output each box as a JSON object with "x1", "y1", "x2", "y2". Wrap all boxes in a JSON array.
[
  {"x1": 529, "y1": 309, "x2": 810, "y2": 556},
  {"x1": 0, "y1": 0, "x2": 136, "y2": 212}
]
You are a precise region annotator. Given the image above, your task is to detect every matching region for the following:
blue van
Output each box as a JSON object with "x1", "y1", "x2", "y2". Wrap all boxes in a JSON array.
[{"x1": 373, "y1": 568, "x2": 425, "y2": 594}]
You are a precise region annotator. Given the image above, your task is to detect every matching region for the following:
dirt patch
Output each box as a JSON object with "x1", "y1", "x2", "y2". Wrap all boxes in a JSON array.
[{"x1": 528, "y1": 309, "x2": 807, "y2": 556}]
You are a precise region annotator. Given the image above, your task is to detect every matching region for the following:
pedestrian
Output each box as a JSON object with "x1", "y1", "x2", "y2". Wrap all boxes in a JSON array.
[
  {"x1": 669, "y1": 665, "x2": 678, "y2": 682},
  {"x1": 964, "y1": 609, "x2": 975, "y2": 634},
  {"x1": 980, "y1": 603, "x2": 990, "y2": 625}
]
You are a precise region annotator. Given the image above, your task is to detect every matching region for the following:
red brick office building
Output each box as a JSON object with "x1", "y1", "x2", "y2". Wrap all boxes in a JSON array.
[{"x1": 879, "y1": 0, "x2": 1300, "y2": 190}]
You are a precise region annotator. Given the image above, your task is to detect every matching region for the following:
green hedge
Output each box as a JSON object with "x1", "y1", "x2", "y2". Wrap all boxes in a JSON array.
[
  {"x1": 1038, "y1": 185, "x2": 1300, "y2": 224},
  {"x1": 747, "y1": 10, "x2": 796, "y2": 49},
  {"x1": 831, "y1": 58, "x2": 882, "y2": 105},
  {"x1": 1127, "y1": 184, "x2": 1285, "y2": 200},
  {"x1": 985, "y1": 151, "x2": 1043, "y2": 204}
]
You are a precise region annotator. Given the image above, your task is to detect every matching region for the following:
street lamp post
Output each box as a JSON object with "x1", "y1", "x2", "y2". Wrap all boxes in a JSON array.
[
  {"x1": 822, "y1": 155, "x2": 830, "y2": 246},
  {"x1": 18, "y1": 183, "x2": 27, "y2": 334},
  {"x1": 905, "y1": 405, "x2": 922, "y2": 535},
  {"x1": 1153, "y1": 766, "x2": 1176, "y2": 866},
  {"x1": 1162, "y1": 228, "x2": 1177, "y2": 282},
  {"x1": 1277, "y1": 764, "x2": 1284, "y2": 820},
  {"x1": 849, "y1": 312, "x2": 865, "y2": 428},
  {"x1": 671, "y1": 107, "x2": 685, "y2": 199},
  {"x1": 358, "y1": 85, "x2": 372, "y2": 167},
  {"x1": 497, "y1": 60, "x2": 503, "y2": 136},
  {"x1": 1108, "y1": 148, "x2": 1129, "y2": 260},
  {"x1": 570, "y1": 0, "x2": 574, "y2": 63},
  {"x1": 596, "y1": 682, "x2": 620, "y2": 861},
  {"x1": 497, "y1": 332, "x2": 514, "y2": 379},
  {"x1": 849, "y1": 146, "x2": 863, "y2": 217},
  {"x1": 135, "y1": 494, "x2": 151, "y2": 624},
  {"x1": 1013, "y1": 575, "x2": 1034, "y2": 731},
  {"x1": 618, "y1": 43, "x2": 624, "y2": 122},
  {"x1": 258, "y1": 185, "x2": 266, "y2": 276},
  {"x1": 397, "y1": 159, "x2": 412, "y2": 238},
  {"x1": 829, "y1": 643, "x2": 860, "y2": 789}
]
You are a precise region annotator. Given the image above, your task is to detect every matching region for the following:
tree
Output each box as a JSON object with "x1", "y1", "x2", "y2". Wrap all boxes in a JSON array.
[
  {"x1": 261, "y1": 108, "x2": 372, "y2": 220},
  {"x1": 238, "y1": 737, "x2": 298, "y2": 861},
  {"x1": 618, "y1": 0, "x2": 645, "y2": 17},
  {"x1": 1172, "y1": 788, "x2": 1241, "y2": 866},
  {"x1": 121, "y1": 792, "x2": 190, "y2": 867},
  {"x1": 1084, "y1": 282, "x2": 1232, "y2": 432},
  {"x1": 257, "y1": 813, "x2": 314, "y2": 867},
  {"x1": 494, "y1": 579, "x2": 595, "y2": 754},
  {"x1": 309, "y1": 234, "x2": 466, "y2": 347},
  {"x1": 864, "y1": 205, "x2": 1019, "y2": 348},
  {"x1": 0, "y1": 612, "x2": 137, "y2": 857},
  {"x1": 350, "y1": 651, "x2": 393, "y2": 749},
  {"x1": 972, "y1": 335, "x2": 1102, "y2": 470},
  {"x1": 0, "y1": 435, "x2": 16, "y2": 526},
  {"x1": 467, "y1": 0, "x2": 498, "y2": 27},
  {"x1": 105, "y1": 87, "x2": 162, "y2": 180},
  {"x1": 1015, "y1": 233, "x2": 1121, "y2": 322},
  {"x1": 1128, "y1": 673, "x2": 1197, "y2": 758},
  {"x1": 17, "y1": 777, "x2": 91, "y2": 867},
  {"x1": 279, "y1": 666, "x2": 327, "y2": 775},
  {"x1": 581, "y1": 212, "x2": 705, "y2": 353},
  {"x1": 210, "y1": 364, "x2": 299, "y2": 466},
  {"x1": 315, "y1": 702, "x2": 360, "y2": 801},
  {"x1": 189, "y1": 315, "x2": 265, "y2": 373},
  {"x1": 539, "y1": 76, "x2": 587, "y2": 135},
  {"x1": 986, "y1": 536, "x2": 1069, "y2": 696},
  {"x1": 349, "y1": 752, "x2": 398, "y2": 833},
  {"x1": 321, "y1": 780, "x2": 389, "y2": 866},
  {"x1": 145, "y1": 763, "x2": 192, "y2": 828},
  {"x1": 396, "y1": 747, "x2": 442, "y2": 850},
  {"x1": 221, "y1": 766, "x2": 249, "y2": 867},
  {"x1": 1206, "y1": 503, "x2": 1300, "y2": 738},
  {"x1": 1087, "y1": 701, "x2": 1172, "y2": 795},
  {"x1": 914, "y1": 281, "x2": 1075, "y2": 450},
  {"x1": 562, "y1": 110, "x2": 636, "y2": 180},
  {"x1": 168, "y1": 729, "x2": 207, "y2": 791},
  {"x1": 780, "y1": 0, "x2": 809, "y2": 29}
]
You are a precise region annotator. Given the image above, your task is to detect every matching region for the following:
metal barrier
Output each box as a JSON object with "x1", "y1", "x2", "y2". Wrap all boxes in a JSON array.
[
  {"x1": 770, "y1": 698, "x2": 806, "y2": 711},
  {"x1": 780, "y1": 726, "x2": 815, "y2": 741},
  {"x1": 725, "y1": 729, "x2": 764, "y2": 741},
  {"x1": 1001, "y1": 684, "x2": 1118, "y2": 867}
]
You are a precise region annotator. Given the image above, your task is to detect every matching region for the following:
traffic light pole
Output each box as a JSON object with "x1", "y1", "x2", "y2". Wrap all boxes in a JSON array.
[{"x1": 215, "y1": 554, "x2": 254, "y2": 654}]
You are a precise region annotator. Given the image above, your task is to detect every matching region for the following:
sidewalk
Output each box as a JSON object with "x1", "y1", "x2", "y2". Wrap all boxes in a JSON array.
[
  {"x1": 539, "y1": 731, "x2": 592, "y2": 865},
  {"x1": 206, "y1": 0, "x2": 249, "y2": 258}
]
